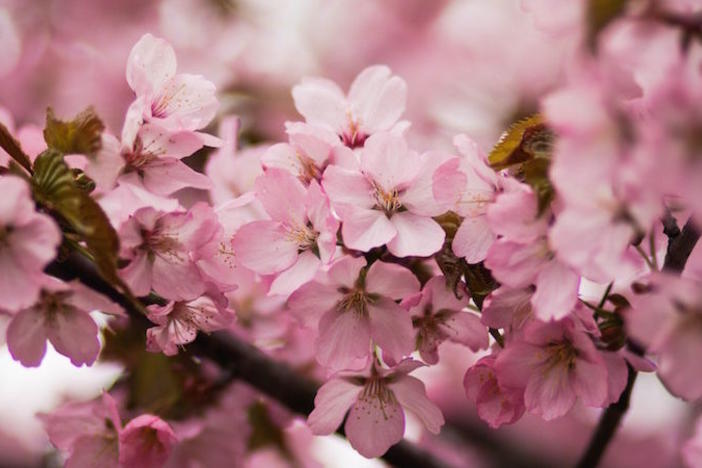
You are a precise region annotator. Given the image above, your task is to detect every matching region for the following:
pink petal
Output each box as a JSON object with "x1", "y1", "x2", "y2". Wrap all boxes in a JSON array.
[
  {"x1": 150, "y1": 73, "x2": 218, "y2": 131},
  {"x1": 126, "y1": 33, "x2": 176, "y2": 96},
  {"x1": 47, "y1": 308, "x2": 100, "y2": 367},
  {"x1": 142, "y1": 158, "x2": 212, "y2": 195},
  {"x1": 452, "y1": 216, "x2": 495, "y2": 264},
  {"x1": 67, "y1": 435, "x2": 119, "y2": 468},
  {"x1": 307, "y1": 378, "x2": 362, "y2": 435},
  {"x1": 524, "y1": 368, "x2": 577, "y2": 420},
  {"x1": 481, "y1": 287, "x2": 532, "y2": 329},
  {"x1": 571, "y1": 358, "x2": 609, "y2": 408},
  {"x1": 368, "y1": 298, "x2": 414, "y2": 364},
  {"x1": 254, "y1": 168, "x2": 307, "y2": 224},
  {"x1": 138, "y1": 124, "x2": 205, "y2": 159},
  {"x1": 260, "y1": 143, "x2": 303, "y2": 176},
  {"x1": 119, "y1": 252, "x2": 153, "y2": 298},
  {"x1": 365, "y1": 262, "x2": 420, "y2": 300},
  {"x1": 268, "y1": 251, "x2": 321, "y2": 297},
  {"x1": 601, "y1": 352, "x2": 628, "y2": 405},
  {"x1": 66, "y1": 282, "x2": 125, "y2": 317},
  {"x1": 327, "y1": 255, "x2": 366, "y2": 288},
  {"x1": 345, "y1": 390, "x2": 405, "y2": 458},
  {"x1": 232, "y1": 221, "x2": 299, "y2": 275},
  {"x1": 439, "y1": 312, "x2": 488, "y2": 351},
  {"x1": 322, "y1": 165, "x2": 375, "y2": 209},
  {"x1": 341, "y1": 208, "x2": 396, "y2": 252},
  {"x1": 360, "y1": 132, "x2": 419, "y2": 192},
  {"x1": 531, "y1": 261, "x2": 579, "y2": 321},
  {"x1": 119, "y1": 415, "x2": 177, "y2": 468},
  {"x1": 0, "y1": 252, "x2": 43, "y2": 311},
  {"x1": 348, "y1": 66, "x2": 407, "y2": 134},
  {"x1": 6, "y1": 306, "x2": 47, "y2": 367},
  {"x1": 292, "y1": 77, "x2": 347, "y2": 133},
  {"x1": 287, "y1": 281, "x2": 340, "y2": 328},
  {"x1": 389, "y1": 375, "x2": 444, "y2": 434},
  {"x1": 387, "y1": 212, "x2": 444, "y2": 258},
  {"x1": 151, "y1": 255, "x2": 207, "y2": 301},
  {"x1": 317, "y1": 309, "x2": 371, "y2": 371}
]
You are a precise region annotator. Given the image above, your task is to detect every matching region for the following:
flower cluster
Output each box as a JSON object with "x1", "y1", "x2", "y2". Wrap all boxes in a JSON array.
[{"x1": 1, "y1": 6, "x2": 702, "y2": 464}]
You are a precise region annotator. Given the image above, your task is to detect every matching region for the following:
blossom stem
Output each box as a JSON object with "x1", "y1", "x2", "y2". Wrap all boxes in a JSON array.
[{"x1": 575, "y1": 217, "x2": 701, "y2": 468}]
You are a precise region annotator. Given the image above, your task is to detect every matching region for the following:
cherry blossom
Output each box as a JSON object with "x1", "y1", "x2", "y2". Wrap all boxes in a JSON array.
[
  {"x1": 125, "y1": 33, "x2": 219, "y2": 134},
  {"x1": 307, "y1": 359, "x2": 444, "y2": 458},
  {"x1": 0, "y1": 176, "x2": 61, "y2": 311},
  {"x1": 5, "y1": 279, "x2": 124, "y2": 367},
  {"x1": 494, "y1": 318, "x2": 613, "y2": 420},
  {"x1": 118, "y1": 204, "x2": 219, "y2": 300},
  {"x1": 119, "y1": 415, "x2": 178, "y2": 468},
  {"x1": 322, "y1": 132, "x2": 458, "y2": 257},
  {"x1": 485, "y1": 181, "x2": 580, "y2": 321},
  {"x1": 146, "y1": 292, "x2": 234, "y2": 355},
  {"x1": 232, "y1": 168, "x2": 339, "y2": 296},
  {"x1": 288, "y1": 256, "x2": 419, "y2": 371},
  {"x1": 292, "y1": 65, "x2": 407, "y2": 148},
  {"x1": 464, "y1": 355, "x2": 525, "y2": 428},
  {"x1": 402, "y1": 276, "x2": 488, "y2": 364},
  {"x1": 627, "y1": 273, "x2": 702, "y2": 401}
]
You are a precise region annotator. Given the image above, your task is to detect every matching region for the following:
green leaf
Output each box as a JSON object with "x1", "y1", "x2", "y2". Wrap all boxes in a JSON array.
[
  {"x1": 43, "y1": 107, "x2": 105, "y2": 157},
  {"x1": 0, "y1": 121, "x2": 33, "y2": 173},
  {"x1": 32, "y1": 149, "x2": 121, "y2": 286},
  {"x1": 488, "y1": 114, "x2": 554, "y2": 171},
  {"x1": 586, "y1": 0, "x2": 629, "y2": 50}
]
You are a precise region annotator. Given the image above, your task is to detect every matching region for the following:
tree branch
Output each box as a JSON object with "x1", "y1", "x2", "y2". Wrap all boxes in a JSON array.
[
  {"x1": 46, "y1": 253, "x2": 450, "y2": 468},
  {"x1": 575, "y1": 217, "x2": 700, "y2": 468}
]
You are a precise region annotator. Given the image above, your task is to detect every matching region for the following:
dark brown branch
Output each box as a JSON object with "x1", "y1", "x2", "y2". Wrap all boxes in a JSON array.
[
  {"x1": 46, "y1": 253, "x2": 450, "y2": 468},
  {"x1": 663, "y1": 217, "x2": 700, "y2": 273},
  {"x1": 575, "y1": 217, "x2": 701, "y2": 468}
]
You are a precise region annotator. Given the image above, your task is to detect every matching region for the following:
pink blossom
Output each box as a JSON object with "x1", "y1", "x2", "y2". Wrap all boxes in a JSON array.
[
  {"x1": 481, "y1": 286, "x2": 534, "y2": 333},
  {"x1": 322, "y1": 132, "x2": 458, "y2": 257},
  {"x1": 86, "y1": 124, "x2": 214, "y2": 195},
  {"x1": 118, "y1": 204, "x2": 219, "y2": 301},
  {"x1": 205, "y1": 117, "x2": 265, "y2": 204},
  {"x1": 485, "y1": 181, "x2": 580, "y2": 321},
  {"x1": 626, "y1": 273, "x2": 702, "y2": 400},
  {"x1": 232, "y1": 169, "x2": 339, "y2": 296},
  {"x1": 146, "y1": 292, "x2": 234, "y2": 355},
  {"x1": 119, "y1": 414, "x2": 178, "y2": 468},
  {"x1": 125, "y1": 33, "x2": 219, "y2": 133},
  {"x1": 261, "y1": 121, "x2": 355, "y2": 184},
  {"x1": 292, "y1": 65, "x2": 407, "y2": 148},
  {"x1": 287, "y1": 256, "x2": 419, "y2": 371},
  {"x1": 6, "y1": 279, "x2": 124, "y2": 367},
  {"x1": 0, "y1": 176, "x2": 61, "y2": 311},
  {"x1": 38, "y1": 393, "x2": 122, "y2": 468},
  {"x1": 307, "y1": 359, "x2": 444, "y2": 458},
  {"x1": 494, "y1": 318, "x2": 611, "y2": 420},
  {"x1": 403, "y1": 276, "x2": 488, "y2": 364},
  {"x1": 450, "y1": 134, "x2": 501, "y2": 263},
  {"x1": 544, "y1": 72, "x2": 660, "y2": 283},
  {"x1": 463, "y1": 355, "x2": 525, "y2": 428}
]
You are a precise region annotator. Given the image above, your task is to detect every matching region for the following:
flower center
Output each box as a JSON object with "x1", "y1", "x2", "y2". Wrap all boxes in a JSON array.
[
  {"x1": 286, "y1": 223, "x2": 318, "y2": 251},
  {"x1": 542, "y1": 341, "x2": 578, "y2": 372},
  {"x1": 337, "y1": 288, "x2": 371, "y2": 318},
  {"x1": 297, "y1": 152, "x2": 322, "y2": 183},
  {"x1": 372, "y1": 182, "x2": 402, "y2": 216}
]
